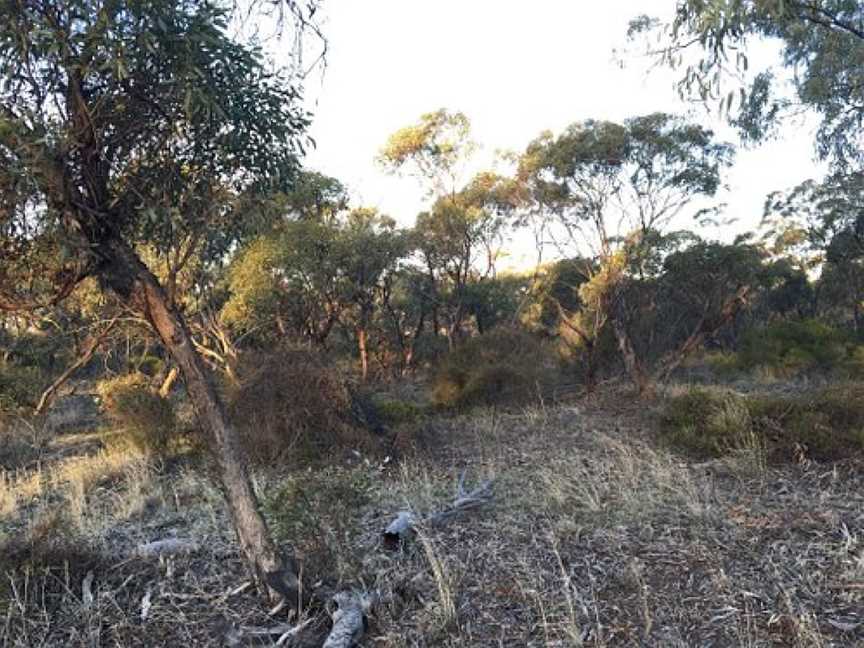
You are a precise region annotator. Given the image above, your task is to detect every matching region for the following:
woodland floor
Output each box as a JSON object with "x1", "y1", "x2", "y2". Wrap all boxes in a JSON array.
[{"x1": 2, "y1": 387, "x2": 864, "y2": 647}]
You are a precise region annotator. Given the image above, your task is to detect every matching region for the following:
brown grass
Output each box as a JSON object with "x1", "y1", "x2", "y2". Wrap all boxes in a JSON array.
[
  {"x1": 227, "y1": 347, "x2": 377, "y2": 465},
  {"x1": 1, "y1": 382, "x2": 863, "y2": 646}
]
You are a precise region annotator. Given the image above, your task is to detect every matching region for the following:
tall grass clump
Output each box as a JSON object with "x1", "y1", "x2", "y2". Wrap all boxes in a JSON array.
[{"x1": 662, "y1": 384, "x2": 864, "y2": 462}]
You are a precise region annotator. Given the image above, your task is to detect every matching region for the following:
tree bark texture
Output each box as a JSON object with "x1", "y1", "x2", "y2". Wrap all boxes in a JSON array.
[{"x1": 95, "y1": 236, "x2": 300, "y2": 605}]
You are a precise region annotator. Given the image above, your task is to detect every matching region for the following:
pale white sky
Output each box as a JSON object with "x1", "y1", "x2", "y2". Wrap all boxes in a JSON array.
[{"x1": 299, "y1": 0, "x2": 825, "y2": 268}]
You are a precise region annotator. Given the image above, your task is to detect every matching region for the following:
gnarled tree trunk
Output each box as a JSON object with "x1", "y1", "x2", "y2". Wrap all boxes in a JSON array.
[{"x1": 96, "y1": 236, "x2": 300, "y2": 605}]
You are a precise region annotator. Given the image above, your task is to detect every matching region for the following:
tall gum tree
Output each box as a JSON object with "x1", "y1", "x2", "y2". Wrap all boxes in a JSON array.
[
  {"x1": 520, "y1": 113, "x2": 735, "y2": 395},
  {"x1": 0, "y1": 0, "x2": 315, "y2": 604}
]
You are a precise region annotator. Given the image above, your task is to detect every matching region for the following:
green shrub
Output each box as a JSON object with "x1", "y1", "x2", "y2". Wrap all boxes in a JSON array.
[
  {"x1": 262, "y1": 468, "x2": 372, "y2": 579},
  {"x1": 96, "y1": 374, "x2": 178, "y2": 455},
  {"x1": 227, "y1": 347, "x2": 375, "y2": 465},
  {"x1": 431, "y1": 327, "x2": 555, "y2": 409},
  {"x1": 374, "y1": 398, "x2": 427, "y2": 425},
  {"x1": 660, "y1": 388, "x2": 753, "y2": 457},
  {"x1": 702, "y1": 351, "x2": 743, "y2": 379},
  {"x1": 738, "y1": 320, "x2": 850, "y2": 376},
  {"x1": 0, "y1": 364, "x2": 48, "y2": 412},
  {"x1": 662, "y1": 384, "x2": 864, "y2": 461}
]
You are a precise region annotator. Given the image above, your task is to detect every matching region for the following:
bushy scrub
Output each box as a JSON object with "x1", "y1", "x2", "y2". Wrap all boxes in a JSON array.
[
  {"x1": 227, "y1": 347, "x2": 375, "y2": 465},
  {"x1": 96, "y1": 374, "x2": 178, "y2": 455},
  {"x1": 662, "y1": 384, "x2": 864, "y2": 461},
  {"x1": 0, "y1": 364, "x2": 48, "y2": 412},
  {"x1": 373, "y1": 398, "x2": 427, "y2": 425},
  {"x1": 431, "y1": 327, "x2": 556, "y2": 409},
  {"x1": 738, "y1": 320, "x2": 855, "y2": 377},
  {"x1": 261, "y1": 468, "x2": 372, "y2": 579}
]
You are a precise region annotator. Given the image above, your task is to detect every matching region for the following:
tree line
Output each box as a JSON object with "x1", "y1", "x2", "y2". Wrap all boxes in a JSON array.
[{"x1": 1, "y1": 0, "x2": 862, "y2": 607}]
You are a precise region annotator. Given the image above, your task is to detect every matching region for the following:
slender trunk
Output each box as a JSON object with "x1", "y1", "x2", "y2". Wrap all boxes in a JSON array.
[
  {"x1": 357, "y1": 327, "x2": 368, "y2": 381},
  {"x1": 159, "y1": 366, "x2": 180, "y2": 398},
  {"x1": 96, "y1": 237, "x2": 299, "y2": 605},
  {"x1": 35, "y1": 317, "x2": 118, "y2": 415}
]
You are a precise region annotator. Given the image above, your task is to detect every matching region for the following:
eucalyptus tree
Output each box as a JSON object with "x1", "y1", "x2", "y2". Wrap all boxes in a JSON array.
[
  {"x1": 630, "y1": 0, "x2": 864, "y2": 167},
  {"x1": 379, "y1": 110, "x2": 517, "y2": 345},
  {"x1": 338, "y1": 208, "x2": 413, "y2": 380},
  {"x1": 0, "y1": 0, "x2": 315, "y2": 602},
  {"x1": 766, "y1": 171, "x2": 864, "y2": 329},
  {"x1": 522, "y1": 113, "x2": 734, "y2": 394},
  {"x1": 378, "y1": 108, "x2": 476, "y2": 198}
]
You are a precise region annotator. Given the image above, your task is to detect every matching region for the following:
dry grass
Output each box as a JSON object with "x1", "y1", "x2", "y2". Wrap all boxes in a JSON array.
[
  {"x1": 227, "y1": 347, "x2": 377, "y2": 466},
  {"x1": 1, "y1": 384, "x2": 863, "y2": 646}
]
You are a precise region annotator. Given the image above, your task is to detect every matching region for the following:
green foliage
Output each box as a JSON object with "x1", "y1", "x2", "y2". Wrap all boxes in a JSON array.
[
  {"x1": 377, "y1": 108, "x2": 476, "y2": 195},
  {"x1": 632, "y1": 1, "x2": 864, "y2": 166},
  {"x1": 662, "y1": 384, "x2": 864, "y2": 461},
  {"x1": 431, "y1": 327, "x2": 554, "y2": 409},
  {"x1": 661, "y1": 388, "x2": 754, "y2": 458},
  {"x1": 223, "y1": 213, "x2": 411, "y2": 356},
  {"x1": 0, "y1": 364, "x2": 47, "y2": 412},
  {"x1": 262, "y1": 468, "x2": 372, "y2": 579},
  {"x1": 96, "y1": 374, "x2": 178, "y2": 456},
  {"x1": 373, "y1": 398, "x2": 427, "y2": 425},
  {"x1": 738, "y1": 319, "x2": 853, "y2": 376},
  {"x1": 0, "y1": 0, "x2": 310, "y2": 313}
]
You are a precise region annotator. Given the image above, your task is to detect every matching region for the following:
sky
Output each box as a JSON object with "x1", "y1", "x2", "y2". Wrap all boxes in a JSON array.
[{"x1": 296, "y1": 0, "x2": 825, "y2": 269}]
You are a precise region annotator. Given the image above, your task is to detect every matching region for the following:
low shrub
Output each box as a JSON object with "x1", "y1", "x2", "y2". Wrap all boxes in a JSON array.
[
  {"x1": 431, "y1": 327, "x2": 556, "y2": 409},
  {"x1": 227, "y1": 347, "x2": 375, "y2": 465},
  {"x1": 96, "y1": 373, "x2": 178, "y2": 455},
  {"x1": 660, "y1": 388, "x2": 754, "y2": 458},
  {"x1": 374, "y1": 398, "x2": 427, "y2": 425},
  {"x1": 662, "y1": 384, "x2": 864, "y2": 461},
  {"x1": 262, "y1": 467, "x2": 372, "y2": 580},
  {"x1": 738, "y1": 320, "x2": 857, "y2": 378},
  {"x1": 0, "y1": 364, "x2": 48, "y2": 412},
  {"x1": 702, "y1": 351, "x2": 743, "y2": 379}
]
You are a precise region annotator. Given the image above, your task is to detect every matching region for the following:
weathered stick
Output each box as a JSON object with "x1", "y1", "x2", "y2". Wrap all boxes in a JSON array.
[
  {"x1": 135, "y1": 538, "x2": 199, "y2": 559},
  {"x1": 383, "y1": 471, "x2": 493, "y2": 548},
  {"x1": 224, "y1": 618, "x2": 312, "y2": 647}
]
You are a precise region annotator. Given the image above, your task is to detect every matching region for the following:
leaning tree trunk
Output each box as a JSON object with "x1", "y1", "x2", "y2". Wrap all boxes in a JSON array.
[{"x1": 96, "y1": 237, "x2": 300, "y2": 605}]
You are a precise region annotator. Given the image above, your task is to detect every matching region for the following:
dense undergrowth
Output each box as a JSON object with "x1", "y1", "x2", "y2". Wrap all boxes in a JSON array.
[{"x1": 661, "y1": 383, "x2": 864, "y2": 462}]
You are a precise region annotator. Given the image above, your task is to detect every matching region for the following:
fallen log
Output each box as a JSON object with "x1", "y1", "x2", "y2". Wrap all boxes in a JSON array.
[
  {"x1": 323, "y1": 591, "x2": 376, "y2": 648},
  {"x1": 383, "y1": 471, "x2": 493, "y2": 549}
]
